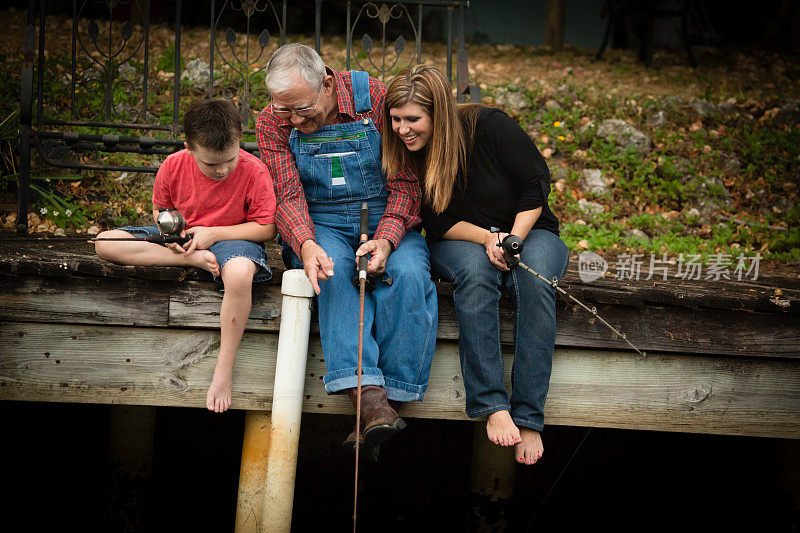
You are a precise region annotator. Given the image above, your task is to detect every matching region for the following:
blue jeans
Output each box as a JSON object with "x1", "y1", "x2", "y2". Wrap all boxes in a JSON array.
[
  {"x1": 285, "y1": 204, "x2": 438, "y2": 402},
  {"x1": 429, "y1": 229, "x2": 569, "y2": 431},
  {"x1": 119, "y1": 225, "x2": 272, "y2": 282}
]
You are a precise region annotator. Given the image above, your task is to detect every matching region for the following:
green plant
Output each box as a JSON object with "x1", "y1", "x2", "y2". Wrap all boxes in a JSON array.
[{"x1": 30, "y1": 182, "x2": 89, "y2": 228}]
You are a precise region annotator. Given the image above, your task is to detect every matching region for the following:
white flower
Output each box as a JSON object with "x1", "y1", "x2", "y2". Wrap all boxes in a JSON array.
[
  {"x1": 65, "y1": 209, "x2": 72, "y2": 216},
  {"x1": 53, "y1": 210, "x2": 59, "y2": 216},
  {"x1": 40, "y1": 207, "x2": 47, "y2": 215}
]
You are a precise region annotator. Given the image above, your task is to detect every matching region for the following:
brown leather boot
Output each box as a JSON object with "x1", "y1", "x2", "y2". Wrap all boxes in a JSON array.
[{"x1": 343, "y1": 385, "x2": 406, "y2": 460}]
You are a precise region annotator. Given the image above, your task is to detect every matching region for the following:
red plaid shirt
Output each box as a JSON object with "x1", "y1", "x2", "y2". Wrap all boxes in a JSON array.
[{"x1": 256, "y1": 68, "x2": 421, "y2": 256}]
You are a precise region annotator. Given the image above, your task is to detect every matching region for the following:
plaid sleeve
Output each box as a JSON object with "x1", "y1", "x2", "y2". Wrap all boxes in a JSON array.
[
  {"x1": 369, "y1": 79, "x2": 422, "y2": 247},
  {"x1": 255, "y1": 108, "x2": 315, "y2": 257}
]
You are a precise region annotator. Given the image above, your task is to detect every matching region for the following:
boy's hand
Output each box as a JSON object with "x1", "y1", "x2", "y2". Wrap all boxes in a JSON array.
[{"x1": 183, "y1": 227, "x2": 216, "y2": 254}]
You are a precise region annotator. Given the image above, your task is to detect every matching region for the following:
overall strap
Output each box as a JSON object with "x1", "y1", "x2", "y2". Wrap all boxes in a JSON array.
[{"x1": 350, "y1": 70, "x2": 372, "y2": 115}]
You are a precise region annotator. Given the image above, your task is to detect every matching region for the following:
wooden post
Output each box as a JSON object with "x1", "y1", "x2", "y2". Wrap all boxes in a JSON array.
[
  {"x1": 544, "y1": 0, "x2": 566, "y2": 49},
  {"x1": 260, "y1": 270, "x2": 315, "y2": 532},
  {"x1": 469, "y1": 422, "x2": 516, "y2": 530},
  {"x1": 235, "y1": 411, "x2": 272, "y2": 533}
]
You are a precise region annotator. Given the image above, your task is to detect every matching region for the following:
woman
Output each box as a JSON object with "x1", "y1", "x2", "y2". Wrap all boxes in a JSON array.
[{"x1": 382, "y1": 65, "x2": 569, "y2": 465}]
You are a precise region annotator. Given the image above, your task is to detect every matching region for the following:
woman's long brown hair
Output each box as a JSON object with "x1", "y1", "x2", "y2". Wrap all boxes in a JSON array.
[{"x1": 383, "y1": 65, "x2": 482, "y2": 214}]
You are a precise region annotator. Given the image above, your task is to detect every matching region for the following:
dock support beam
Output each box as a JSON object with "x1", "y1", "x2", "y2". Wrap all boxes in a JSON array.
[
  {"x1": 260, "y1": 270, "x2": 315, "y2": 532},
  {"x1": 469, "y1": 422, "x2": 516, "y2": 530},
  {"x1": 235, "y1": 410, "x2": 272, "y2": 533}
]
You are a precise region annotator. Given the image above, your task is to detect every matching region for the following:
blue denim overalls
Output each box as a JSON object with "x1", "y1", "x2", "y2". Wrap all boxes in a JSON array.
[{"x1": 286, "y1": 70, "x2": 437, "y2": 401}]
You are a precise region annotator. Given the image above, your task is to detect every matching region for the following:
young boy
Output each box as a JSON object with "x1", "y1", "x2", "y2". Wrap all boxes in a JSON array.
[{"x1": 95, "y1": 99, "x2": 277, "y2": 413}]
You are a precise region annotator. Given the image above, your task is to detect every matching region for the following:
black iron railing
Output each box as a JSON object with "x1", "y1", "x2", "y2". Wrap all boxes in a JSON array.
[{"x1": 17, "y1": 0, "x2": 477, "y2": 235}]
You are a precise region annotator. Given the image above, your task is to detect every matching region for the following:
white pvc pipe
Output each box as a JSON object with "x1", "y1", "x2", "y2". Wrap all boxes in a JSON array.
[{"x1": 261, "y1": 269, "x2": 315, "y2": 533}]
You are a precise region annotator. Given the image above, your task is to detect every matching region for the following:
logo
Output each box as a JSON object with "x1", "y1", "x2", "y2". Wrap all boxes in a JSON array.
[{"x1": 578, "y1": 251, "x2": 608, "y2": 282}]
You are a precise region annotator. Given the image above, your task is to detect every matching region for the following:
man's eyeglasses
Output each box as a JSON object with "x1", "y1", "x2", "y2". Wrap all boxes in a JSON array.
[{"x1": 272, "y1": 83, "x2": 324, "y2": 118}]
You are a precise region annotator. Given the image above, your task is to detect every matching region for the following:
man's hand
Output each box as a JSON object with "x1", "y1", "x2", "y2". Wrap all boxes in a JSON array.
[
  {"x1": 483, "y1": 231, "x2": 511, "y2": 271},
  {"x1": 183, "y1": 226, "x2": 217, "y2": 254},
  {"x1": 300, "y1": 240, "x2": 335, "y2": 295},
  {"x1": 355, "y1": 238, "x2": 392, "y2": 275}
]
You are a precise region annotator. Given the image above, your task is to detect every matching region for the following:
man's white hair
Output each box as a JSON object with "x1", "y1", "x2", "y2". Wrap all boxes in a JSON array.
[{"x1": 265, "y1": 43, "x2": 326, "y2": 94}]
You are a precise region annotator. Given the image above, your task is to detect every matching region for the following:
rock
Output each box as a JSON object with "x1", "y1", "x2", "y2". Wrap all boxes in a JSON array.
[
  {"x1": 118, "y1": 63, "x2": 137, "y2": 82},
  {"x1": 626, "y1": 229, "x2": 650, "y2": 241},
  {"x1": 87, "y1": 225, "x2": 100, "y2": 235},
  {"x1": 544, "y1": 99, "x2": 561, "y2": 110},
  {"x1": 596, "y1": 119, "x2": 651, "y2": 155},
  {"x1": 577, "y1": 198, "x2": 605, "y2": 218},
  {"x1": 646, "y1": 110, "x2": 666, "y2": 128},
  {"x1": 689, "y1": 98, "x2": 716, "y2": 117},
  {"x1": 580, "y1": 168, "x2": 608, "y2": 195},
  {"x1": 663, "y1": 95, "x2": 685, "y2": 107},
  {"x1": 494, "y1": 86, "x2": 531, "y2": 113},
  {"x1": 182, "y1": 58, "x2": 212, "y2": 87},
  {"x1": 550, "y1": 165, "x2": 569, "y2": 183},
  {"x1": 722, "y1": 154, "x2": 741, "y2": 175},
  {"x1": 685, "y1": 177, "x2": 730, "y2": 221},
  {"x1": 773, "y1": 100, "x2": 800, "y2": 127},
  {"x1": 54, "y1": 228, "x2": 66, "y2": 237}
]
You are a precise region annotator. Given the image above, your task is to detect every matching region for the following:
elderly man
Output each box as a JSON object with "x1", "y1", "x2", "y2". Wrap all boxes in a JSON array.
[{"x1": 256, "y1": 43, "x2": 437, "y2": 455}]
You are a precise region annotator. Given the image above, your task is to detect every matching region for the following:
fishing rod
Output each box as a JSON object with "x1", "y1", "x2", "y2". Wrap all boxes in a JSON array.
[
  {"x1": 492, "y1": 229, "x2": 646, "y2": 356},
  {"x1": 2, "y1": 209, "x2": 191, "y2": 246},
  {"x1": 352, "y1": 202, "x2": 369, "y2": 533}
]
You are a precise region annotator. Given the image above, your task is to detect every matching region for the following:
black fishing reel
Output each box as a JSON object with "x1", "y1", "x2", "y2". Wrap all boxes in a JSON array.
[{"x1": 490, "y1": 227, "x2": 524, "y2": 268}]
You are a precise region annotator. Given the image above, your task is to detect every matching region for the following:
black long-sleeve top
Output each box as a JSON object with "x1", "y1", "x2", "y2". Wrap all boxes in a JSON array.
[{"x1": 422, "y1": 107, "x2": 560, "y2": 240}]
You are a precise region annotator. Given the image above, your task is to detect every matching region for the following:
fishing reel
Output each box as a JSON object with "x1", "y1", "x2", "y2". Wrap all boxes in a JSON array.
[
  {"x1": 155, "y1": 209, "x2": 191, "y2": 246},
  {"x1": 156, "y1": 208, "x2": 186, "y2": 236},
  {"x1": 490, "y1": 227, "x2": 524, "y2": 268}
]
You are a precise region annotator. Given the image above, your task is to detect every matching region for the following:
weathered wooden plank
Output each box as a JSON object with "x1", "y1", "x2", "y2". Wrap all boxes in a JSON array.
[
  {"x1": 0, "y1": 274, "x2": 170, "y2": 327},
  {"x1": 2, "y1": 237, "x2": 798, "y2": 313},
  {"x1": 168, "y1": 281, "x2": 286, "y2": 331},
  {"x1": 2, "y1": 274, "x2": 798, "y2": 358},
  {"x1": 2, "y1": 322, "x2": 798, "y2": 439}
]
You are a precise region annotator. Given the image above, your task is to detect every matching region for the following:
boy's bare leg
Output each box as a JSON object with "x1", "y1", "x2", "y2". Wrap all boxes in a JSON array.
[
  {"x1": 94, "y1": 229, "x2": 219, "y2": 276},
  {"x1": 515, "y1": 428, "x2": 544, "y2": 465},
  {"x1": 207, "y1": 257, "x2": 257, "y2": 413}
]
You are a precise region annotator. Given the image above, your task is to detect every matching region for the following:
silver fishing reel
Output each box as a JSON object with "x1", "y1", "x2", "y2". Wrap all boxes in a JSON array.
[{"x1": 156, "y1": 209, "x2": 186, "y2": 236}]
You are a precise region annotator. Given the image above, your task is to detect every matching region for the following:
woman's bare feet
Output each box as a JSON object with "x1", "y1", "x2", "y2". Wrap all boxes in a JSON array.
[
  {"x1": 188, "y1": 249, "x2": 220, "y2": 277},
  {"x1": 515, "y1": 427, "x2": 544, "y2": 465},
  {"x1": 486, "y1": 410, "x2": 522, "y2": 446},
  {"x1": 206, "y1": 363, "x2": 233, "y2": 413}
]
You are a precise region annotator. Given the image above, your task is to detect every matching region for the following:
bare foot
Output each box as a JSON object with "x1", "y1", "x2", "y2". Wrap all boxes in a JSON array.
[
  {"x1": 206, "y1": 363, "x2": 232, "y2": 413},
  {"x1": 188, "y1": 249, "x2": 220, "y2": 277},
  {"x1": 515, "y1": 428, "x2": 544, "y2": 465},
  {"x1": 486, "y1": 410, "x2": 522, "y2": 446}
]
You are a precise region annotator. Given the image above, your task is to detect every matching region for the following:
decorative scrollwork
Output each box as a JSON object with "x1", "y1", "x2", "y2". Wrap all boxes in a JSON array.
[
  {"x1": 212, "y1": 0, "x2": 284, "y2": 128},
  {"x1": 67, "y1": 0, "x2": 149, "y2": 124},
  {"x1": 350, "y1": 2, "x2": 419, "y2": 81}
]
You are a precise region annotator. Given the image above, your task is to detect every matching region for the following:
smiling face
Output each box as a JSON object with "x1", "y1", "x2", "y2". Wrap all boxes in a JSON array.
[
  {"x1": 271, "y1": 69, "x2": 337, "y2": 134},
  {"x1": 186, "y1": 142, "x2": 240, "y2": 181},
  {"x1": 389, "y1": 102, "x2": 433, "y2": 152}
]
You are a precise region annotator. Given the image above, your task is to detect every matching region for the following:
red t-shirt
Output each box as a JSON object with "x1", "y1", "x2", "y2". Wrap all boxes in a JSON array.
[{"x1": 152, "y1": 149, "x2": 276, "y2": 229}]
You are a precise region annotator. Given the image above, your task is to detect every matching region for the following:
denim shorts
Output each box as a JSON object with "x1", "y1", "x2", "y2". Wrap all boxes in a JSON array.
[{"x1": 118, "y1": 225, "x2": 272, "y2": 282}]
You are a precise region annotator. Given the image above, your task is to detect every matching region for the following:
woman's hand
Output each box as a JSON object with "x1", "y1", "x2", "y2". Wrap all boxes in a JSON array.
[{"x1": 484, "y1": 230, "x2": 511, "y2": 271}]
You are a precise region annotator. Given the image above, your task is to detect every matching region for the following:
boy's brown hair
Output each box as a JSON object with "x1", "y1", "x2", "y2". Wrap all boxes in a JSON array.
[{"x1": 183, "y1": 99, "x2": 242, "y2": 151}]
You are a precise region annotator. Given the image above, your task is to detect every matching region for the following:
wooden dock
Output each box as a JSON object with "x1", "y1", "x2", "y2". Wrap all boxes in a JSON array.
[{"x1": 1, "y1": 237, "x2": 798, "y2": 439}]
